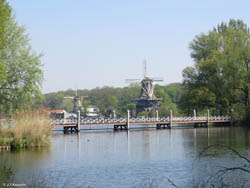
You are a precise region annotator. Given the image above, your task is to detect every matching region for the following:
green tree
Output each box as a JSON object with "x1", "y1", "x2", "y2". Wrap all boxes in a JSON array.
[
  {"x1": 0, "y1": 1, "x2": 43, "y2": 115},
  {"x1": 80, "y1": 99, "x2": 91, "y2": 117},
  {"x1": 137, "y1": 111, "x2": 148, "y2": 118},
  {"x1": 165, "y1": 83, "x2": 183, "y2": 104},
  {"x1": 0, "y1": 0, "x2": 11, "y2": 85},
  {"x1": 155, "y1": 86, "x2": 179, "y2": 117},
  {"x1": 181, "y1": 19, "x2": 250, "y2": 119},
  {"x1": 59, "y1": 99, "x2": 74, "y2": 112},
  {"x1": 40, "y1": 84, "x2": 183, "y2": 118}
]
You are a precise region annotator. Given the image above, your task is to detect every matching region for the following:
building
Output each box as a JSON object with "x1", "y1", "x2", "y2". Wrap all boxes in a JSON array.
[
  {"x1": 48, "y1": 109, "x2": 77, "y2": 119},
  {"x1": 49, "y1": 109, "x2": 67, "y2": 119},
  {"x1": 86, "y1": 105, "x2": 99, "y2": 117}
]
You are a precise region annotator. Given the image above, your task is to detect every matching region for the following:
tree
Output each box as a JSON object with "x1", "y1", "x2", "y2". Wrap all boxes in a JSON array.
[
  {"x1": 0, "y1": 1, "x2": 43, "y2": 115},
  {"x1": 59, "y1": 98, "x2": 74, "y2": 112},
  {"x1": 80, "y1": 99, "x2": 90, "y2": 117},
  {"x1": 154, "y1": 86, "x2": 179, "y2": 117},
  {"x1": 0, "y1": 0, "x2": 11, "y2": 85},
  {"x1": 137, "y1": 111, "x2": 148, "y2": 118},
  {"x1": 165, "y1": 83, "x2": 183, "y2": 104},
  {"x1": 40, "y1": 84, "x2": 183, "y2": 118},
  {"x1": 181, "y1": 19, "x2": 250, "y2": 119}
]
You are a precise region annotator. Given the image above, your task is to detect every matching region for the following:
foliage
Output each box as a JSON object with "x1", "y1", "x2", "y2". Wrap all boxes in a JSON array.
[
  {"x1": 154, "y1": 85, "x2": 179, "y2": 116},
  {"x1": 80, "y1": 99, "x2": 91, "y2": 117},
  {"x1": 41, "y1": 84, "x2": 181, "y2": 117},
  {"x1": 0, "y1": 0, "x2": 43, "y2": 116},
  {"x1": 0, "y1": 124, "x2": 12, "y2": 146},
  {"x1": 165, "y1": 83, "x2": 183, "y2": 104},
  {"x1": 0, "y1": 0, "x2": 11, "y2": 85},
  {"x1": 181, "y1": 19, "x2": 250, "y2": 120},
  {"x1": 137, "y1": 111, "x2": 149, "y2": 118}
]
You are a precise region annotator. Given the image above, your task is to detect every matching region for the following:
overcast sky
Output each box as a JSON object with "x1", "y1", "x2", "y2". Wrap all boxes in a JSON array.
[{"x1": 9, "y1": 0, "x2": 250, "y2": 93}]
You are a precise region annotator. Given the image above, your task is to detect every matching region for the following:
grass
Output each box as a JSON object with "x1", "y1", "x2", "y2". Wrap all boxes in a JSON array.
[{"x1": 0, "y1": 110, "x2": 53, "y2": 150}]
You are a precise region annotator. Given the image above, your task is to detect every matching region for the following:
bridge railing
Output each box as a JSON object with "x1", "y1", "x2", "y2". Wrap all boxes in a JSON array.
[
  {"x1": 172, "y1": 117, "x2": 206, "y2": 121},
  {"x1": 129, "y1": 117, "x2": 170, "y2": 123},
  {"x1": 80, "y1": 118, "x2": 127, "y2": 124},
  {"x1": 209, "y1": 116, "x2": 230, "y2": 120},
  {"x1": 50, "y1": 115, "x2": 231, "y2": 125}
]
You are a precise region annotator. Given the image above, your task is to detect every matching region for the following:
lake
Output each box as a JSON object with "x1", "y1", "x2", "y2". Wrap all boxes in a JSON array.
[{"x1": 1, "y1": 127, "x2": 250, "y2": 187}]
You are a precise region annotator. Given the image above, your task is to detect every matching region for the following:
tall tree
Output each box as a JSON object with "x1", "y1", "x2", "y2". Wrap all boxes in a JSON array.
[
  {"x1": 181, "y1": 19, "x2": 250, "y2": 118},
  {"x1": 0, "y1": 0, "x2": 11, "y2": 85},
  {"x1": 0, "y1": 1, "x2": 43, "y2": 115}
]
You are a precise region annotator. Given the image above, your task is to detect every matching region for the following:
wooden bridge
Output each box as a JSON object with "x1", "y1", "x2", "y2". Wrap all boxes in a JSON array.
[{"x1": 51, "y1": 110, "x2": 232, "y2": 133}]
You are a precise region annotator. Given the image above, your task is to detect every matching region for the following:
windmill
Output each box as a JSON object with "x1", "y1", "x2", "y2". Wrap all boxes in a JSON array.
[
  {"x1": 126, "y1": 60, "x2": 164, "y2": 116},
  {"x1": 64, "y1": 89, "x2": 87, "y2": 113}
]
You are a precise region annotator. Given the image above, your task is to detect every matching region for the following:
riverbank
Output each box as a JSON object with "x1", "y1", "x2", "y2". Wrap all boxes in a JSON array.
[{"x1": 0, "y1": 110, "x2": 53, "y2": 150}]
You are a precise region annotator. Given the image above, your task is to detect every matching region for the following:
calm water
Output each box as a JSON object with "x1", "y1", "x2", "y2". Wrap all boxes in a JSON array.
[{"x1": 1, "y1": 127, "x2": 250, "y2": 187}]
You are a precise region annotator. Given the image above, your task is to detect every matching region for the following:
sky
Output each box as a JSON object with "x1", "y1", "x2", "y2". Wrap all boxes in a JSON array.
[{"x1": 9, "y1": 0, "x2": 250, "y2": 93}]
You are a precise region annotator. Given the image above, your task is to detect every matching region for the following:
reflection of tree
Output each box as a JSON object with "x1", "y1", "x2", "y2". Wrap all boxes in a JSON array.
[
  {"x1": 166, "y1": 144, "x2": 250, "y2": 188},
  {"x1": 199, "y1": 144, "x2": 250, "y2": 174},
  {"x1": 0, "y1": 159, "x2": 14, "y2": 185},
  {"x1": 197, "y1": 144, "x2": 250, "y2": 187}
]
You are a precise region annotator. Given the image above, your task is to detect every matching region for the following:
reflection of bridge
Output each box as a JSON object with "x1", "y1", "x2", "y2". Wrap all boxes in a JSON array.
[{"x1": 52, "y1": 114, "x2": 231, "y2": 133}]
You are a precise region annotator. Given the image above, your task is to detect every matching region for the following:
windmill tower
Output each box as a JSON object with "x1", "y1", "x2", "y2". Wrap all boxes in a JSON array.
[
  {"x1": 64, "y1": 89, "x2": 87, "y2": 113},
  {"x1": 126, "y1": 60, "x2": 163, "y2": 116}
]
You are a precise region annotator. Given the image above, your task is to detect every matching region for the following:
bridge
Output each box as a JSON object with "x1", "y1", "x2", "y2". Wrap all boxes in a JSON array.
[{"x1": 51, "y1": 110, "x2": 232, "y2": 133}]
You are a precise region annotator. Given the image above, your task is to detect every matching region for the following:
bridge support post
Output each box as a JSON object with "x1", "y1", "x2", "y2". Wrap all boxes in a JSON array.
[
  {"x1": 230, "y1": 109, "x2": 234, "y2": 126},
  {"x1": 193, "y1": 109, "x2": 196, "y2": 120},
  {"x1": 156, "y1": 110, "x2": 159, "y2": 121},
  {"x1": 77, "y1": 110, "x2": 80, "y2": 132},
  {"x1": 206, "y1": 109, "x2": 209, "y2": 127},
  {"x1": 169, "y1": 110, "x2": 172, "y2": 128},
  {"x1": 127, "y1": 110, "x2": 130, "y2": 130}
]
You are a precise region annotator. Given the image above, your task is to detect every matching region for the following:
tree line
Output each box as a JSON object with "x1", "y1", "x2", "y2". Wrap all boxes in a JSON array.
[
  {"x1": 0, "y1": 0, "x2": 250, "y2": 123},
  {"x1": 40, "y1": 83, "x2": 182, "y2": 118}
]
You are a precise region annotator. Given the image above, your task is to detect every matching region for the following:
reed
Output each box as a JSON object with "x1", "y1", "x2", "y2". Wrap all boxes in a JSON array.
[
  {"x1": 0, "y1": 124, "x2": 12, "y2": 149},
  {"x1": 0, "y1": 110, "x2": 53, "y2": 150}
]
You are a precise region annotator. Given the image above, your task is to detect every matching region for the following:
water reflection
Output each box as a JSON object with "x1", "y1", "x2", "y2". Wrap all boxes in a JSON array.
[
  {"x1": 127, "y1": 130, "x2": 130, "y2": 160},
  {"x1": 1, "y1": 127, "x2": 250, "y2": 187}
]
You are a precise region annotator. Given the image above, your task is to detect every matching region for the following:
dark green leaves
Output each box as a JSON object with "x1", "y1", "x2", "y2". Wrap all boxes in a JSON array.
[{"x1": 182, "y1": 19, "x2": 250, "y2": 118}]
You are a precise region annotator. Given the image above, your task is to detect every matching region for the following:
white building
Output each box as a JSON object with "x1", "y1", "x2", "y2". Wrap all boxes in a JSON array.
[{"x1": 86, "y1": 105, "x2": 99, "y2": 117}]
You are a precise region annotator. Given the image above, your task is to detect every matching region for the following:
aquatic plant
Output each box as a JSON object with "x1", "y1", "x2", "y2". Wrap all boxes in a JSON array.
[
  {"x1": 0, "y1": 110, "x2": 53, "y2": 150},
  {"x1": 0, "y1": 124, "x2": 13, "y2": 149},
  {"x1": 11, "y1": 110, "x2": 53, "y2": 149}
]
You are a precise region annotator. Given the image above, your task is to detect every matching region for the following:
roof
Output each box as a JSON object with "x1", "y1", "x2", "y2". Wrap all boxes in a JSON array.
[
  {"x1": 88, "y1": 105, "x2": 99, "y2": 109},
  {"x1": 48, "y1": 109, "x2": 67, "y2": 114}
]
